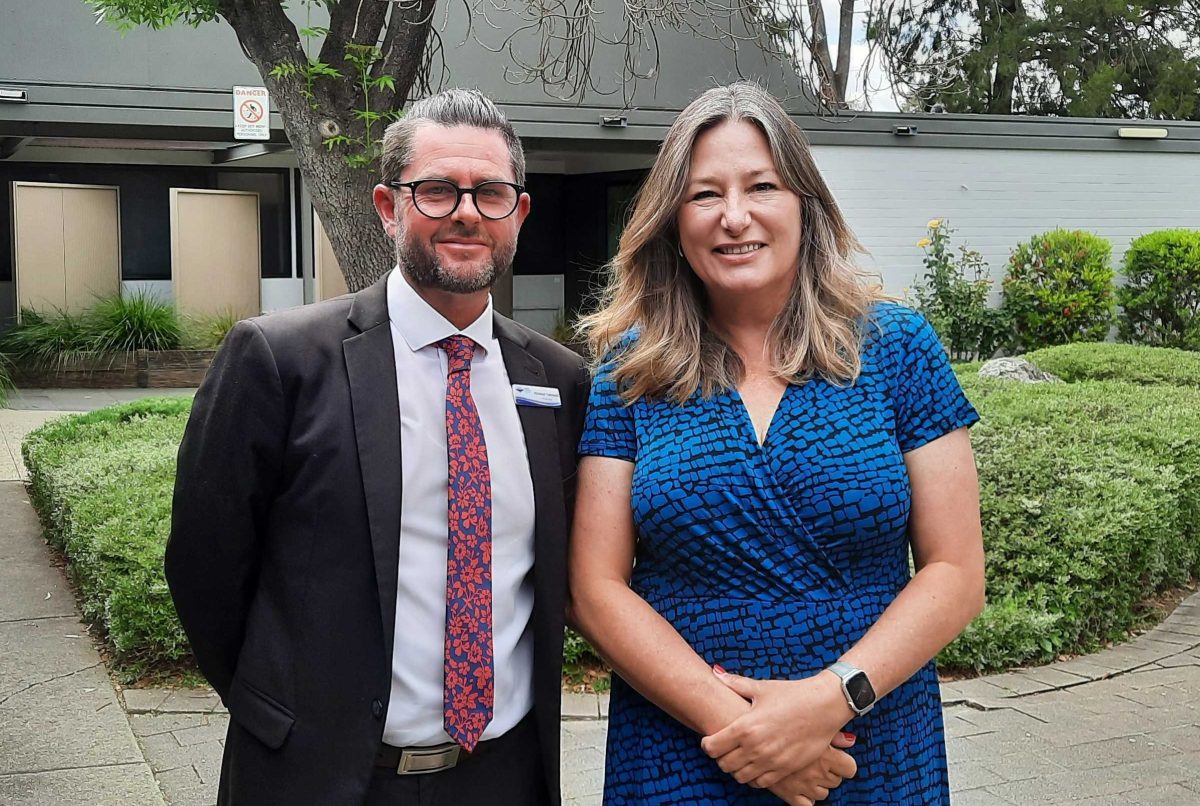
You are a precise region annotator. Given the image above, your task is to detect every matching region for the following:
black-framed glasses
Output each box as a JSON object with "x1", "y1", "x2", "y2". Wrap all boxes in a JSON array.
[{"x1": 387, "y1": 179, "x2": 524, "y2": 220}]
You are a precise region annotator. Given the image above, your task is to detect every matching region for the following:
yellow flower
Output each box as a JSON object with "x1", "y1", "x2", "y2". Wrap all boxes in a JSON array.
[
  {"x1": 927, "y1": 219, "x2": 942, "y2": 229},
  {"x1": 917, "y1": 238, "x2": 932, "y2": 248}
]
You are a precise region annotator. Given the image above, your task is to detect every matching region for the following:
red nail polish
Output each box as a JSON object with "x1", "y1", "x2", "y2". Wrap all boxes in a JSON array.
[
  {"x1": 842, "y1": 731, "x2": 856, "y2": 742},
  {"x1": 713, "y1": 663, "x2": 727, "y2": 675}
]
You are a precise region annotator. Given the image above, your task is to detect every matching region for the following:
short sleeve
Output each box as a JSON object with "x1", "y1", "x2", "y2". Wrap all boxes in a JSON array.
[
  {"x1": 891, "y1": 311, "x2": 980, "y2": 453},
  {"x1": 578, "y1": 359, "x2": 637, "y2": 461}
]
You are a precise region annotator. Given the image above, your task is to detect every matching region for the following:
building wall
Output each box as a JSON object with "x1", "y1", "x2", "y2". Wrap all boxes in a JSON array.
[
  {"x1": 6, "y1": 1, "x2": 1197, "y2": 318},
  {"x1": 1, "y1": 1, "x2": 260, "y2": 90},
  {"x1": 0, "y1": 162, "x2": 292, "y2": 282},
  {"x1": 0, "y1": 0, "x2": 810, "y2": 144},
  {"x1": 813, "y1": 145, "x2": 1200, "y2": 295}
]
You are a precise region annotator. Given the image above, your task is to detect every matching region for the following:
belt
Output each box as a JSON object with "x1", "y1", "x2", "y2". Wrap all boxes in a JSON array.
[
  {"x1": 375, "y1": 712, "x2": 534, "y2": 775},
  {"x1": 374, "y1": 735, "x2": 498, "y2": 775}
]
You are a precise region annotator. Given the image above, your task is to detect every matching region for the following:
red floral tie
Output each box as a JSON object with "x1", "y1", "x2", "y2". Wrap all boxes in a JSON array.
[{"x1": 438, "y1": 335, "x2": 493, "y2": 751}]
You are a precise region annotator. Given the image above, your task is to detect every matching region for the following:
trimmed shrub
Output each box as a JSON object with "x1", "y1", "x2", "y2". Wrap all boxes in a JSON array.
[
  {"x1": 1002, "y1": 229, "x2": 1116, "y2": 353},
  {"x1": 23, "y1": 396, "x2": 605, "y2": 685},
  {"x1": 1026, "y1": 342, "x2": 1200, "y2": 388},
  {"x1": 24, "y1": 349, "x2": 1200, "y2": 680},
  {"x1": 940, "y1": 375, "x2": 1200, "y2": 671},
  {"x1": 23, "y1": 398, "x2": 193, "y2": 680},
  {"x1": 908, "y1": 219, "x2": 1009, "y2": 362},
  {"x1": 1117, "y1": 229, "x2": 1200, "y2": 350}
]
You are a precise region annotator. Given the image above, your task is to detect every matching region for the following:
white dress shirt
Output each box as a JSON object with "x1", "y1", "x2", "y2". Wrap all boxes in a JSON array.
[{"x1": 382, "y1": 268, "x2": 537, "y2": 746}]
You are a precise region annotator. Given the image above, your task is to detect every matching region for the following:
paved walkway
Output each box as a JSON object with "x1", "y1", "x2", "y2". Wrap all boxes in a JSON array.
[
  {"x1": 3, "y1": 394, "x2": 1199, "y2": 804},
  {"x1": 0, "y1": 481, "x2": 164, "y2": 805}
]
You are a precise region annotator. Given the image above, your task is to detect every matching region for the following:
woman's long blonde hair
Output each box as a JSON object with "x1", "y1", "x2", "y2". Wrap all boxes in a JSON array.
[{"x1": 580, "y1": 81, "x2": 884, "y2": 404}]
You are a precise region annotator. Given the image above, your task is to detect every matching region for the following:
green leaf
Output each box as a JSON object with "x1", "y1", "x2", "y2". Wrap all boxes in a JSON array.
[
  {"x1": 308, "y1": 62, "x2": 342, "y2": 78},
  {"x1": 269, "y1": 63, "x2": 300, "y2": 79},
  {"x1": 322, "y1": 134, "x2": 353, "y2": 150}
]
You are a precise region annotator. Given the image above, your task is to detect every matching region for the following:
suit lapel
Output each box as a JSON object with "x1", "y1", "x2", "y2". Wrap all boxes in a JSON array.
[{"x1": 344, "y1": 277, "x2": 403, "y2": 660}]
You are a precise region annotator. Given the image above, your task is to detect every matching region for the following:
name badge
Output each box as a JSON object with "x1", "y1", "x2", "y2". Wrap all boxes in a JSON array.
[{"x1": 512, "y1": 384, "x2": 562, "y2": 408}]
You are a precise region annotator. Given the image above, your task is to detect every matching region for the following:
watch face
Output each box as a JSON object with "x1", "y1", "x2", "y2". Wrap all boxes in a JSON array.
[{"x1": 846, "y1": 671, "x2": 876, "y2": 710}]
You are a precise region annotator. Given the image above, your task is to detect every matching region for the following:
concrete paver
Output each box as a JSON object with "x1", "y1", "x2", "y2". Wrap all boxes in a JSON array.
[
  {"x1": 0, "y1": 409, "x2": 71, "y2": 482},
  {"x1": 0, "y1": 765, "x2": 166, "y2": 806},
  {"x1": 0, "y1": 481, "x2": 163, "y2": 805}
]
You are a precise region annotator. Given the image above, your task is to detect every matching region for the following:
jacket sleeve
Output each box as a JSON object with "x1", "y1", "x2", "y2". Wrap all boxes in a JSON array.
[{"x1": 165, "y1": 319, "x2": 287, "y2": 699}]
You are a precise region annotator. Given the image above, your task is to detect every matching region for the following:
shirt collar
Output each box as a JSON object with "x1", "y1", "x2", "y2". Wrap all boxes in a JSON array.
[{"x1": 386, "y1": 267, "x2": 493, "y2": 354}]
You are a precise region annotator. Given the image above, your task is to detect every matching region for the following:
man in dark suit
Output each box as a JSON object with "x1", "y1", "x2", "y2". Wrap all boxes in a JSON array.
[{"x1": 166, "y1": 88, "x2": 589, "y2": 805}]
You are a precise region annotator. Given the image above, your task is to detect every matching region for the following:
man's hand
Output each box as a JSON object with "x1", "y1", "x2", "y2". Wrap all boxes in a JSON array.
[{"x1": 701, "y1": 666, "x2": 856, "y2": 788}]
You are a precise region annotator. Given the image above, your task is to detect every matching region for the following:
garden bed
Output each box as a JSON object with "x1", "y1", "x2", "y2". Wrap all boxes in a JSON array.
[{"x1": 4, "y1": 350, "x2": 216, "y2": 389}]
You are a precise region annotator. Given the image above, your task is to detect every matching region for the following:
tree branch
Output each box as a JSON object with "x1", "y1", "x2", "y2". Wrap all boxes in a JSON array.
[
  {"x1": 835, "y1": 0, "x2": 855, "y2": 105},
  {"x1": 216, "y1": 0, "x2": 308, "y2": 78},
  {"x1": 372, "y1": 0, "x2": 439, "y2": 111},
  {"x1": 319, "y1": 0, "x2": 390, "y2": 68}
]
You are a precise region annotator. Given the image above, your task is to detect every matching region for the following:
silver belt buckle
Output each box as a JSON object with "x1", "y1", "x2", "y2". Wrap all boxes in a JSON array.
[{"x1": 396, "y1": 743, "x2": 461, "y2": 775}]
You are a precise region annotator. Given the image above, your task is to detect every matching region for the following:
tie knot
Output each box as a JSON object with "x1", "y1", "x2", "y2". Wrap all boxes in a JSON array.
[{"x1": 438, "y1": 335, "x2": 477, "y2": 373}]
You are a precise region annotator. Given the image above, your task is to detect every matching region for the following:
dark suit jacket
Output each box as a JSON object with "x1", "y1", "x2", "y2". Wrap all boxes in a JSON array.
[{"x1": 166, "y1": 274, "x2": 589, "y2": 805}]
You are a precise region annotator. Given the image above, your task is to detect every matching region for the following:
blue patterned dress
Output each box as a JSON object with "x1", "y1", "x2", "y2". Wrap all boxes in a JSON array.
[{"x1": 578, "y1": 303, "x2": 979, "y2": 804}]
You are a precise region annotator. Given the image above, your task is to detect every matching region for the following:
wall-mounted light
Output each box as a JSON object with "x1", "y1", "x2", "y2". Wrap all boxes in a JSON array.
[
  {"x1": 600, "y1": 115, "x2": 628, "y2": 128},
  {"x1": 892, "y1": 124, "x2": 918, "y2": 137},
  {"x1": 1117, "y1": 127, "x2": 1169, "y2": 140},
  {"x1": 0, "y1": 88, "x2": 29, "y2": 103}
]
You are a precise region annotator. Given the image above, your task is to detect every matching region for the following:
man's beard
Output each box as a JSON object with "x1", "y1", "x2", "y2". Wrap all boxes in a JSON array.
[{"x1": 395, "y1": 221, "x2": 517, "y2": 294}]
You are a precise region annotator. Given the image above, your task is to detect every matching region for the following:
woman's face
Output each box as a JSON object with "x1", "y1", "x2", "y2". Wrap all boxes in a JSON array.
[{"x1": 676, "y1": 119, "x2": 803, "y2": 311}]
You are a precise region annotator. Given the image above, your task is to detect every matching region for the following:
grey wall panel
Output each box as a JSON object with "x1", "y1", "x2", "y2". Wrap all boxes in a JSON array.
[
  {"x1": 812, "y1": 145, "x2": 1200, "y2": 295},
  {"x1": 434, "y1": 7, "x2": 810, "y2": 111},
  {"x1": 1, "y1": 0, "x2": 262, "y2": 89},
  {"x1": 9, "y1": 0, "x2": 1200, "y2": 154},
  {"x1": 1, "y1": 0, "x2": 809, "y2": 120}
]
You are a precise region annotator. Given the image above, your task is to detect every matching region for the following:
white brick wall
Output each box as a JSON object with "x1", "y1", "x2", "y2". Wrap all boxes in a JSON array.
[{"x1": 811, "y1": 145, "x2": 1200, "y2": 296}]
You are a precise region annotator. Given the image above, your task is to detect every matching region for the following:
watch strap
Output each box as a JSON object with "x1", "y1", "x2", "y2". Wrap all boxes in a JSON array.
[{"x1": 827, "y1": 661, "x2": 857, "y2": 680}]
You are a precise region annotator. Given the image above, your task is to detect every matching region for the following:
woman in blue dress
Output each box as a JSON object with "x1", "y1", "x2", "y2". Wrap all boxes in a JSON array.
[{"x1": 569, "y1": 82, "x2": 985, "y2": 805}]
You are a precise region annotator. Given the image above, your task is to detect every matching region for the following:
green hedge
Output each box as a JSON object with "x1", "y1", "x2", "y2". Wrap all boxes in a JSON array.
[
  {"x1": 1001, "y1": 229, "x2": 1115, "y2": 353},
  {"x1": 939, "y1": 375, "x2": 1200, "y2": 670},
  {"x1": 1024, "y1": 342, "x2": 1200, "y2": 388},
  {"x1": 23, "y1": 398, "x2": 193, "y2": 681},
  {"x1": 1117, "y1": 229, "x2": 1200, "y2": 351},
  {"x1": 23, "y1": 349, "x2": 1200, "y2": 679}
]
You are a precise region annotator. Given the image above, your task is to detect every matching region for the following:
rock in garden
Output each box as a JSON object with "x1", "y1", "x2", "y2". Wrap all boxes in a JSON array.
[{"x1": 978, "y1": 357, "x2": 1062, "y2": 383}]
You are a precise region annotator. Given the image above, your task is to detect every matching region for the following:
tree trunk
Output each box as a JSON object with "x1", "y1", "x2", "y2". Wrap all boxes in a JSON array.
[
  {"x1": 833, "y1": 0, "x2": 855, "y2": 107},
  {"x1": 218, "y1": 0, "x2": 431, "y2": 292},
  {"x1": 805, "y1": 0, "x2": 841, "y2": 106},
  {"x1": 988, "y1": 0, "x2": 1025, "y2": 114},
  {"x1": 291, "y1": 127, "x2": 396, "y2": 293}
]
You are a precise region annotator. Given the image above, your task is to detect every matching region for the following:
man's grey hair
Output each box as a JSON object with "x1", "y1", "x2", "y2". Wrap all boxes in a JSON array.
[{"x1": 380, "y1": 88, "x2": 526, "y2": 185}]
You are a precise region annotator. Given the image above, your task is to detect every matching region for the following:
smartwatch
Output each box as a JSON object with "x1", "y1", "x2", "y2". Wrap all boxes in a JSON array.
[{"x1": 826, "y1": 661, "x2": 877, "y2": 716}]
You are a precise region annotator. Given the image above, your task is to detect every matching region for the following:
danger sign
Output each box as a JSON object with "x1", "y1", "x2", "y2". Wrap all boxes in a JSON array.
[{"x1": 233, "y1": 86, "x2": 270, "y2": 140}]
